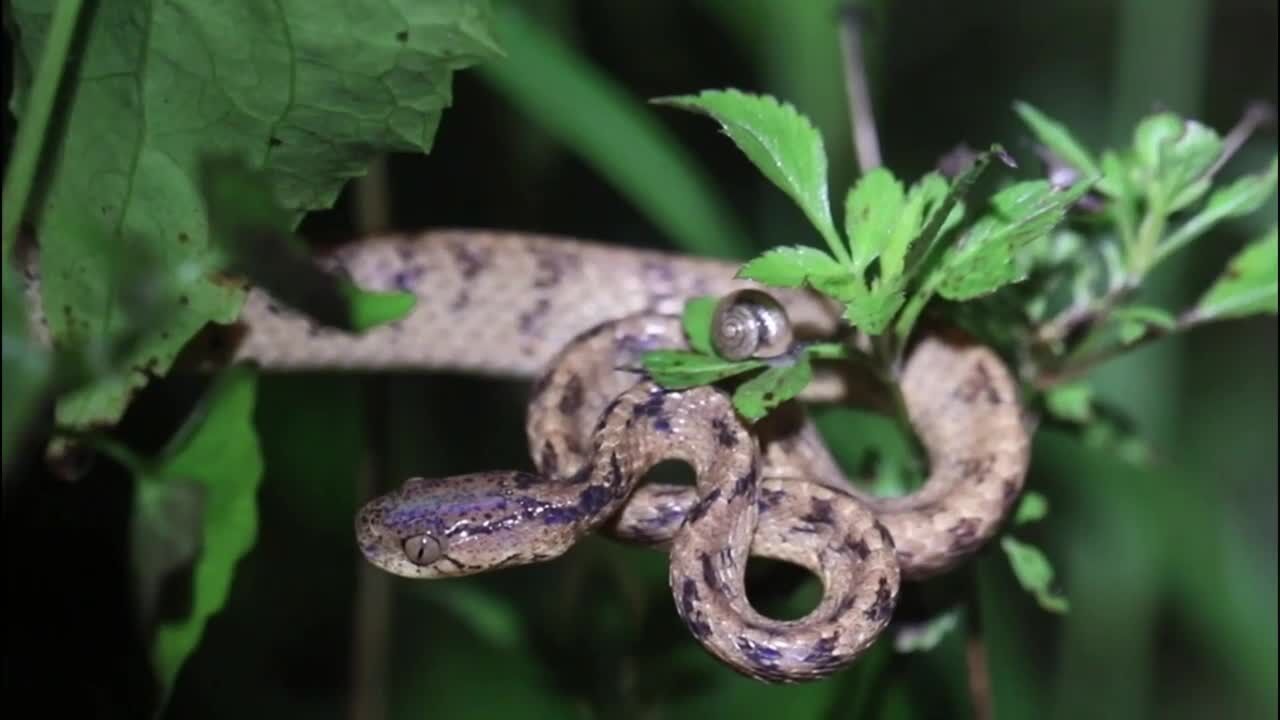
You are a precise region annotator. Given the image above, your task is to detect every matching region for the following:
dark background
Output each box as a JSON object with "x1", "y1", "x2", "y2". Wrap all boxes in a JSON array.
[{"x1": 4, "y1": 1, "x2": 1276, "y2": 718}]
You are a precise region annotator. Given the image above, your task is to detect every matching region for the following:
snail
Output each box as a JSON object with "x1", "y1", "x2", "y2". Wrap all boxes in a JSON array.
[{"x1": 710, "y1": 289, "x2": 794, "y2": 361}]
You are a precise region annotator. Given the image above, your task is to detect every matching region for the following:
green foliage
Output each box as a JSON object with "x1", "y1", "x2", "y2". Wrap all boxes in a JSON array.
[
  {"x1": 6, "y1": 0, "x2": 499, "y2": 435},
  {"x1": 1191, "y1": 226, "x2": 1278, "y2": 320},
  {"x1": 134, "y1": 368, "x2": 263, "y2": 705},
  {"x1": 477, "y1": 5, "x2": 748, "y2": 259},
  {"x1": 1001, "y1": 537, "x2": 1070, "y2": 614},
  {"x1": 654, "y1": 89, "x2": 847, "y2": 262}
]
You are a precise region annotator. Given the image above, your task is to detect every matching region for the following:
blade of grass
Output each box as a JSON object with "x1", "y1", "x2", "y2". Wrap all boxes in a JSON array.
[{"x1": 478, "y1": 3, "x2": 750, "y2": 259}]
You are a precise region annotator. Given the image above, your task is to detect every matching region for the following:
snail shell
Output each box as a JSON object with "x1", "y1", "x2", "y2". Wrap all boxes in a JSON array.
[{"x1": 710, "y1": 289, "x2": 794, "y2": 361}]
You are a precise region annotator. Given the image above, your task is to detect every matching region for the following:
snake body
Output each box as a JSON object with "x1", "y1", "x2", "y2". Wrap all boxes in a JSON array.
[{"x1": 24, "y1": 229, "x2": 1031, "y2": 682}]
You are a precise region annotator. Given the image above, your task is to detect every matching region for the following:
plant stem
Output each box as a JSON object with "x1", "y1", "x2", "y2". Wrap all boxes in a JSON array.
[
  {"x1": 837, "y1": 5, "x2": 882, "y2": 173},
  {"x1": 1, "y1": 0, "x2": 86, "y2": 258},
  {"x1": 1033, "y1": 309, "x2": 1203, "y2": 389}
]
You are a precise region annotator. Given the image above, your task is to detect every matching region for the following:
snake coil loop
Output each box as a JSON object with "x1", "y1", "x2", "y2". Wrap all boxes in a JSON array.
[{"x1": 710, "y1": 289, "x2": 794, "y2": 360}]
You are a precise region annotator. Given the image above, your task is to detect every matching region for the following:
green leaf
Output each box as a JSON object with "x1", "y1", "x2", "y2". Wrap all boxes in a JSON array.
[
  {"x1": 1192, "y1": 227, "x2": 1278, "y2": 320},
  {"x1": 682, "y1": 296, "x2": 719, "y2": 355},
  {"x1": 1157, "y1": 157, "x2": 1279, "y2": 264},
  {"x1": 893, "y1": 609, "x2": 961, "y2": 653},
  {"x1": 477, "y1": 5, "x2": 748, "y2": 259},
  {"x1": 642, "y1": 350, "x2": 763, "y2": 389},
  {"x1": 655, "y1": 89, "x2": 845, "y2": 262},
  {"x1": 200, "y1": 155, "x2": 416, "y2": 332},
  {"x1": 1013, "y1": 101, "x2": 1102, "y2": 182},
  {"x1": 736, "y1": 246, "x2": 843, "y2": 288},
  {"x1": 1133, "y1": 113, "x2": 1222, "y2": 206},
  {"x1": 2, "y1": 259, "x2": 51, "y2": 474},
  {"x1": 1110, "y1": 305, "x2": 1177, "y2": 344},
  {"x1": 937, "y1": 179, "x2": 1094, "y2": 301},
  {"x1": 1013, "y1": 491, "x2": 1049, "y2": 525},
  {"x1": 137, "y1": 366, "x2": 262, "y2": 704},
  {"x1": 844, "y1": 167, "x2": 906, "y2": 274},
  {"x1": 732, "y1": 355, "x2": 813, "y2": 421},
  {"x1": 807, "y1": 273, "x2": 904, "y2": 334},
  {"x1": 1001, "y1": 536, "x2": 1070, "y2": 614},
  {"x1": 8, "y1": 0, "x2": 498, "y2": 432},
  {"x1": 1044, "y1": 382, "x2": 1094, "y2": 423}
]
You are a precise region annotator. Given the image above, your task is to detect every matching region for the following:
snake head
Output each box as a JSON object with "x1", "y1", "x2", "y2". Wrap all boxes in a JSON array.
[
  {"x1": 355, "y1": 471, "x2": 576, "y2": 579},
  {"x1": 355, "y1": 479, "x2": 454, "y2": 579}
]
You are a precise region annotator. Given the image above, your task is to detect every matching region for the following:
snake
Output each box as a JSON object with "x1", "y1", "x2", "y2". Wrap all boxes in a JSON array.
[{"x1": 21, "y1": 229, "x2": 1031, "y2": 682}]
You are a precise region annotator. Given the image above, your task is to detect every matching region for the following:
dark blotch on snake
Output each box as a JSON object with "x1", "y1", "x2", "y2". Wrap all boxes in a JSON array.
[
  {"x1": 955, "y1": 454, "x2": 995, "y2": 482},
  {"x1": 948, "y1": 517, "x2": 981, "y2": 552},
  {"x1": 578, "y1": 485, "x2": 611, "y2": 516},
  {"x1": 954, "y1": 361, "x2": 1002, "y2": 404},
  {"x1": 875, "y1": 522, "x2": 896, "y2": 549},
  {"x1": 678, "y1": 579, "x2": 712, "y2": 640},
  {"x1": 846, "y1": 537, "x2": 871, "y2": 560},
  {"x1": 687, "y1": 487, "x2": 722, "y2": 524},
  {"x1": 801, "y1": 498, "x2": 835, "y2": 525},
  {"x1": 538, "y1": 442, "x2": 558, "y2": 476},
  {"x1": 700, "y1": 553, "x2": 720, "y2": 591},
  {"x1": 803, "y1": 635, "x2": 841, "y2": 667},
  {"x1": 711, "y1": 416, "x2": 738, "y2": 448},
  {"x1": 558, "y1": 374, "x2": 585, "y2": 416},
  {"x1": 730, "y1": 467, "x2": 757, "y2": 499},
  {"x1": 864, "y1": 576, "x2": 894, "y2": 622}
]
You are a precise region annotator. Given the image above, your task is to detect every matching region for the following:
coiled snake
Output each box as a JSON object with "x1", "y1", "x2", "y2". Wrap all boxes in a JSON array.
[{"x1": 29, "y1": 229, "x2": 1032, "y2": 682}]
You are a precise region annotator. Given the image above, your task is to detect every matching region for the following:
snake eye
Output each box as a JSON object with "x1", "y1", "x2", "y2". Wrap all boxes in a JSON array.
[
  {"x1": 402, "y1": 534, "x2": 444, "y2": 566},
  {"x1": 711, "y1": 289, "x2": 793, "y2": 360}
]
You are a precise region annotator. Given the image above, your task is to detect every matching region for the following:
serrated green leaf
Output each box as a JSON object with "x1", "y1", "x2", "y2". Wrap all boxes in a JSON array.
[
  {"x1": 937, "y1": 179, "x2": 1094, "y2": 301},
  {"x1": 1013, "y1": 491, "x2": 1049, "y2": 525},
  {"x1": 1192, "y1": 227, "x2": 1278, "y2": 320},
  {"x1": 807, "y1": 273, "x2": 904, "y2": 334},
  {"x1": 642, "y1": 350, "x2": 763, "y2": 389},
  {"x1": 2, "y1": 259, "x2": 51, "y2": 474},
  {"x1": 1001, "y1": 536, "x2": 1069, "y2": 614},
  {"x1": 901, "y1": 145, "x2": 1007, "y2": 287},
  {"x1": 893, "y1": 609, "x2": 961, "y2": 653},
  {"x1": 1158, "y1": 157, "x2": 1279, "y2": 264},
  {"x1": 844, "y1": 168, "x2": 906, "y2": 274},
  {"x1": 138, "y1": 366, "x2": 262, "y2": 705},
  {"x1": 681, "y1": 296, "x2": 719, "y2": 356},
  {"x1": 655, "y1": 89, "x2": 844, "y2": 261},
  {"x1": 8, "y1": 0, "x2": 498, "y2": 433},
  {"x1": 1013, "y1": 100, "x2": 1102, "y2": 182},
  {"x1": 1110, "y1": 305, "x2": 1178, "y2": 344},
  {"x1": 732, "y1": 355, "x2": 813, "y2": 421},
  {"x1": 840, "y1": 290, "x2": 906, "y2": 335},
  {"x1": 736, "y1": 246, "x2": 843, "y2": 288}
]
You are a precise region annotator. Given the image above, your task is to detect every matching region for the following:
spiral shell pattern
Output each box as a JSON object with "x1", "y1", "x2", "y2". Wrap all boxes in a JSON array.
[{"x1": 710, "y1": 289, "x2": 794, "y2": 360}]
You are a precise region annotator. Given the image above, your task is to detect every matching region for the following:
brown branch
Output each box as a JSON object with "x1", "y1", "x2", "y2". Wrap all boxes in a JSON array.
[{"x1": 837, "y1": 6, "x2": 882, "y2": 172}]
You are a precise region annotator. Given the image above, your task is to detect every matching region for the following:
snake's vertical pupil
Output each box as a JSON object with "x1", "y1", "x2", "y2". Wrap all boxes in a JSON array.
[{"x1": 402, "y1": 534, "x2": 442, "y2": 566}]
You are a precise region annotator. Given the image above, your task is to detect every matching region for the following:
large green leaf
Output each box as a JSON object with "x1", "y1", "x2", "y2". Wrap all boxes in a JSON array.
[
  {"x1": 134, "y1": 367, "x2": 262, "y2": 705},
  {"x1": 8, "y1": 0, "x2": 499, "y2": 432}
]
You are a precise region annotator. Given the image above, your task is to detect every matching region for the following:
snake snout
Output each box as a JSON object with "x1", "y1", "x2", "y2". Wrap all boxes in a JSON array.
[{"x1": 354, "y1": 496, "x2": 400, "y2": 563}]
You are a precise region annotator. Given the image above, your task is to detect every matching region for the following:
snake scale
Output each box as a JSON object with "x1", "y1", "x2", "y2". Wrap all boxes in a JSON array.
[{"x1": 26, "y1": 229, "x2": 1032, "y2": 682}]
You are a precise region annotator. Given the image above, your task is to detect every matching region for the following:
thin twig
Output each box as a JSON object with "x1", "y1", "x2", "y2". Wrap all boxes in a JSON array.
[
  {"x1": 837, "y1": 5, "x2": 882, "y2": 173},
  {"x1": 965, "y1": 624, "x2": 994, "y2": 720},
  {"x1": 1205, "y1": 100, "x2": 1276, "y2": 179},
  {"x1": 348, "y1": 156, "x2": 393, "y2": 720}
]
